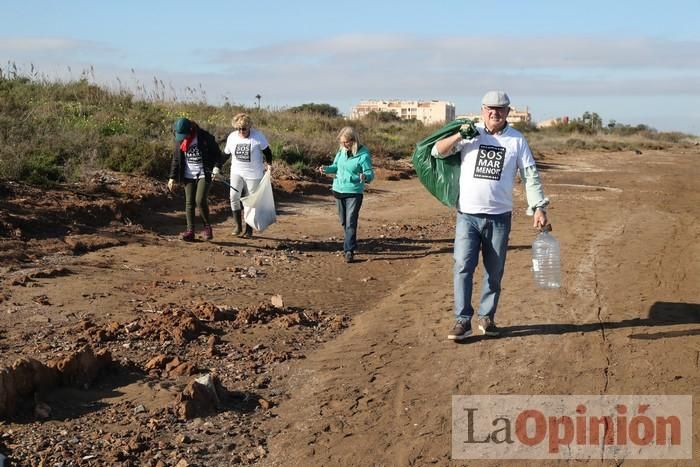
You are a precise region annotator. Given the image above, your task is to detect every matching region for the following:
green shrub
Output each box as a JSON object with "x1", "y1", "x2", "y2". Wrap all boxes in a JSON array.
[
  {"x1": 289, "y1": 103, "x2": 341, "y2": 118},
  {"x1": 362, "y1": 111, "x2": 402, "y2": 123},
  {"x1": 19, "y1": 152, "x2": 64, "y2": 185},
  {"x1": 100, "y1": 117, "x2": 130, "y2": 136},
  {"x1": 291, "y1": 160, "x2": 308, "y2": 173},
  {"x1": 280, "y1": 144, "x2": 306, "y2": 166}
]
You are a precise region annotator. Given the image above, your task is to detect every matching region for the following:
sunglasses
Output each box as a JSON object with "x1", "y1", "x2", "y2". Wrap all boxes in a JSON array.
[{"x1": 483, "y1": 106, "x2": 508, "y2": 113}]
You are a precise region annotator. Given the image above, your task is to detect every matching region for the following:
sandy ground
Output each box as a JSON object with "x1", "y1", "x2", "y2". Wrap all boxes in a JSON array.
[{"x1": 0, "y1": 146, "x2": 698, "y2": 466}]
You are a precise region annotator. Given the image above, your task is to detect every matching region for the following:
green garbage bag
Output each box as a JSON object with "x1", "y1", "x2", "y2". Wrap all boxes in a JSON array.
[{"x1": 411, "y1": 119, "x2": 478, "y2": 208}]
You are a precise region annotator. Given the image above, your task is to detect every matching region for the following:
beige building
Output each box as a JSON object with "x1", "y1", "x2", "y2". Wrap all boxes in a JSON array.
[
  {"x1": 536, "y1": 116, "x2": 569, "y2": 128},
  {"x1": 457, "y1": 106, "x2": 532, "y2": 125},
  {"x1": 350, "y1": 100, "x2": 456, "y2": 124},
  {"x1": 509, "y1": 106, "x2": 532, "y2": 124}
]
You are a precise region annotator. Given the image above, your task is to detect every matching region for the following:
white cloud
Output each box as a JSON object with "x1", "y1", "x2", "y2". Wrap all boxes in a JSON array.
[
  {"x1": 208, "y1": 34, "x2": 700, "y2": 69},
  {"x1": 0, "y1": 36, "x2": 117, "y2": 60},
  {"x1": 2, "y1": 33, "x2": 699, "y2": 133},
  {"x1": 0, "y1": 37, "x2": 79, "y2": 51}
]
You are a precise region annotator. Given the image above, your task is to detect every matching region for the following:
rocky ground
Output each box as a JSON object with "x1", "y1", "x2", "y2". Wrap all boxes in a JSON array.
[{"x1": 0, "y1": 146, "x2": 699, "y2": 466}]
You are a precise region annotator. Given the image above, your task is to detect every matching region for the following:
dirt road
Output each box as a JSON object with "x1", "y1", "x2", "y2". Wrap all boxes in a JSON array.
[
  {"x1": 1, "y1": 146, "x2": 699, "y2": 466},
  {"x1": 259, "y1": 147, "x2": 700, "y2": 467}
]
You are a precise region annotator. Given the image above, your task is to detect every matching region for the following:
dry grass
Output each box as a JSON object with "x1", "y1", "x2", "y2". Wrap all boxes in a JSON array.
[{"x1": 1, "y1": 69, "x2": 696, "y2": 186}]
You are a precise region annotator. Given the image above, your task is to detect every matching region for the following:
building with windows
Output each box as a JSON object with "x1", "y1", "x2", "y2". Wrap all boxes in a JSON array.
[
  {"x1": 509, "y1": 106, "x2": 532, "y2": 125},
  {"x1": 350, "y1": 100, "x2": 455, "y2": 124},
  {"x1": 457, "y1": 106, "x2": 532, "y2": 125}
]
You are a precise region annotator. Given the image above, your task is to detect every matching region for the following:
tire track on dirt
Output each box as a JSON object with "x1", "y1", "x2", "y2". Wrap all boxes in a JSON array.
[
  {"x1": 571, "y1": 220, "x2": 625, "y2": 393},
  {"x1": 263, "y1": 250, "x2": 458, "y2": 466}
]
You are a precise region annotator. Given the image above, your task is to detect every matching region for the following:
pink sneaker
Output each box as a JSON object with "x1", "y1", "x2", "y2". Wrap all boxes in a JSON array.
[
  {"x1": 202, "y1": 225, "x2": 213, "y2": 241},
  {"x1": 180, "y1": 229, "x2": 195, "y2": 242}
]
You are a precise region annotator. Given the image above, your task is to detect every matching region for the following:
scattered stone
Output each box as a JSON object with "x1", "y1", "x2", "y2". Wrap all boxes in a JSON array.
[
  {"x1": 30, "y1": 267, "x2": 72, "y2": 279},
  {"x1": 270, "y1": 294, "x2": 284, "y2": 308},
  {"x1": 167, "y1": 361, "x2": 196, "y2": 378},
  {"x1": 258, "y1": 398, "x2": 272, "y2": 410},
  {"x1": 206, "y1": 335, "x2": 219, "y2": 357},
  {"x1": 139, "y1": 307, "x2": 209, "y2": 345},
  {"x1": 34, "y1": 401, "x2": 52, "y2": 419},
  {"x1": 48, "y1": 346, "x2": 112, "y2": 388},
  {"x1": 124, "y1": 321, "x2": 141, "y2": 333},
  {"x1": 31, "y1": 294, "x2": 51, "y2": 305},
  {"x1": 64, "y1": 234, "x2": 123, "y2": 254},
  {"x1": 10, "y1": 275, "x2": 32, "y2": 286},
  {"x1": 192, "y1": 302, "x2": 234, "y2": 322},
  {"x1": 174, "y1": 374, "x2": 228, "y2": 420},
  {"x1": 145, "y1": 354, "x2": 173, "y2": 371}
]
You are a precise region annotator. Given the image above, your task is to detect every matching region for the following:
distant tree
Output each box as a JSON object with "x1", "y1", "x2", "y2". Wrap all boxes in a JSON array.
[
  {"x1": 289, "y1": 103, "x2": 340, "y2": 117},
  {"x1": 580, "y1": 111, "x2": 603, "y2": 130},
  {"x1": 255, "y1": 94, "x2": 261, "y2": 108}
]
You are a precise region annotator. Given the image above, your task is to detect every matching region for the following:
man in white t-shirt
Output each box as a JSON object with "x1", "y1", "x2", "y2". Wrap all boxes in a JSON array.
[
  {"x1": 221, "y1": 113, "x2": 273, "y2": 237},
  {"x1": 432, "y1": 91, "x2": 549, "y2": 341}
]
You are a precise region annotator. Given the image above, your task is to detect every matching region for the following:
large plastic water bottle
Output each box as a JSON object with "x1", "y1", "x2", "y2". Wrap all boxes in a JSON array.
[{"x1": 531, "y1": 224, "x2": 561, "y2": 288}]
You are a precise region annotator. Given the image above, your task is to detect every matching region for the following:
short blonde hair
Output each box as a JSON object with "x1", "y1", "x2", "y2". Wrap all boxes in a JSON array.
[
  {"x1": 337, "y1": 126, "x2": 360, "y2": 154},
  {"x1": 231, "y1": 113, "x2": 252, "y2": 130}
]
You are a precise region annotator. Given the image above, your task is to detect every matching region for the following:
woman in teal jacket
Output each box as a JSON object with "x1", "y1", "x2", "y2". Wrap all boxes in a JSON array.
[{"x1": 319, "y1": 126, "x2": 375, "y2": 263}]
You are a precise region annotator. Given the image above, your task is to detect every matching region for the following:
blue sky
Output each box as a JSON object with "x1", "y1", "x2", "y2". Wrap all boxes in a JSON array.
[{"x1": 2, "y1": 0, "x2": 699, "y2": 135}]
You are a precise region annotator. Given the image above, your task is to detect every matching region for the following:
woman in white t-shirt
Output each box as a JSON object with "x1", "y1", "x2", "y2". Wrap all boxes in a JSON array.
[{"x1": 221, "y1": 113, "x2": 273, "y2": 237}]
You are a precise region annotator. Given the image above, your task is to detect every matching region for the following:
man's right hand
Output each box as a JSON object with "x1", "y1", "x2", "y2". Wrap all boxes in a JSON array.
[
  {"x1": 167, "y1": 179, "x2": 174, "y2": 191},
  {"x1": 459, "y1": 121, "x2": 479, "y2": 139}
]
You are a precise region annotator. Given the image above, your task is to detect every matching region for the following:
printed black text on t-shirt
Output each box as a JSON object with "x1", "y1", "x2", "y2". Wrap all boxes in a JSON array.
[
  {"x1": 234, "y1": 143, "x2": 251, "y2": 162},
  {"x1": 185, "y1": 145, "x2": 202, "y2": 164},
  {"x1": 473, "y1": 144, "x2": 505, "y2": 181}
]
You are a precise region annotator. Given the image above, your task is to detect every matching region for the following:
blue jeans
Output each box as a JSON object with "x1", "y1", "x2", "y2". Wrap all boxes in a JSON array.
[
  {"x1": 453, "y1": 211, "x2": 512, "y2": 323},
  {"x1": 336, "y1": 194, "x2": 363, "y2": 253}
]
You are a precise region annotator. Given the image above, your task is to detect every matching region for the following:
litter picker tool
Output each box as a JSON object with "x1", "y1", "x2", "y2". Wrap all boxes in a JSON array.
[
  {"x1": 207, "y1": 169, "x2": 239, "y2": 192},
  {"x1": 215, "y1": 177, "x2": 239, "y2": 192}
]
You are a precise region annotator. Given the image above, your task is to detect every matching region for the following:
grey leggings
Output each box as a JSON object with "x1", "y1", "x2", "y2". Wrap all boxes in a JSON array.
[
  {"x1": 183, "y1": 177, "x2": 212, "y2": 229},
  {"x1": 229, "y1": 174, "x2": 261, "y2": 211}
]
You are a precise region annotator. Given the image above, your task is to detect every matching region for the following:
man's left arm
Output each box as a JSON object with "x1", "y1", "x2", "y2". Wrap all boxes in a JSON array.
[{"x1": 520, "y1": 165, "x2": 549, "y2": 228}]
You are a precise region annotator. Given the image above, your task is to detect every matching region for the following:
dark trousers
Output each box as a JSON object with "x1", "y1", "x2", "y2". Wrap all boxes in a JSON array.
[{"x1": 183, "y1": 177, "x2": 211, "y2": 230}]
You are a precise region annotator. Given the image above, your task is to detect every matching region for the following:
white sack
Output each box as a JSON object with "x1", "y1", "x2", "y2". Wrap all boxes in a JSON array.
[{"x1": 241, "y1": 170, "x2": 276, "y2": 232}]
